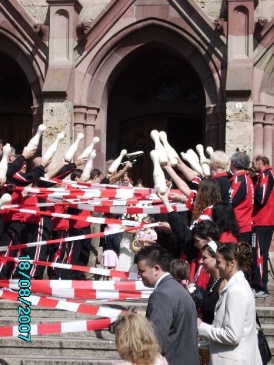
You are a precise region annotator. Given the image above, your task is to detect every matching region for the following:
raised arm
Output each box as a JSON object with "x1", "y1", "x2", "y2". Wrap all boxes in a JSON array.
[
  {"x1": 164, "y1": 162, "x2": 191, "y2": 197},
  {"x1": 176, "y1": 157, "x2": 198, "y2": 181},
  {"x1": 108, "y1": 161, "x2": 132, "y2": 184}
]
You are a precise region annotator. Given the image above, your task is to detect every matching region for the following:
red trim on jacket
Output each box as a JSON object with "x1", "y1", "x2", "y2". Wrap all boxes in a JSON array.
[{"x1": 252, "y1": 167, "x2": 274, "y2": 226}]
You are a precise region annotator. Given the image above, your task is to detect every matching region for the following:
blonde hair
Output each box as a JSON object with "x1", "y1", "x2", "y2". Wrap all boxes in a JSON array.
[
  {"x1": 210, "y1": 150, "x2": 229, "y2": 171},
  {"x1": 115, "y1": 312, "x2": 160, "y2": 365}
]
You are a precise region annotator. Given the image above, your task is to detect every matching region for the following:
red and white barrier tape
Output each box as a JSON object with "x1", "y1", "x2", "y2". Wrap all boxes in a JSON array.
[
  {"x1": 0, "y1": 289, "x2": 129, "y2": 316},
  {"x1": 15, "y1": 186, "x2": 148, "y2": 199},
  {"x1": 0, "y1": 279, "x2": 148, "y2": 291},
  {"x1": 1, "y1": 283, "x2": 152, "y2": 300},
  {"x1": 2, "y1": 206, "x2": 146, "y2": 226},
  {"x1": 0, "y1": 317, "x2": 113, "y2": 337},
  {"x1": 0, "y1": 257, "x2": 139, "y2": 280},
  {"x1": 65, "y1": 202, "x2": 187, "y2": 214},
  {"x1": 0, "y1": 224, "x2": 143, "y2": 253}
]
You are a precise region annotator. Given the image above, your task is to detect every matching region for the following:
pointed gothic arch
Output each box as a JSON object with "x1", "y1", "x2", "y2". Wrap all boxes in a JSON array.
[{"x1": 77, "y1": 19, "x2": 227, "y2": 171}]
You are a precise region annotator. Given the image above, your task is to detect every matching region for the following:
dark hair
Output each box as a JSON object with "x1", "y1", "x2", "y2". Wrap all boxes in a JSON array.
[
  {"x1": 90, "y1": 168, "x2": 102, "y2": 180},
  {"x1": 191, "y1": 220, "x2": 220, "y2": 241},
  {"x1": 212, "y1": 203, "x2": 239, "y2": 239},
  {"x1": 170, "y1": 259, "x2": 189, "y2": 283},
  {"x1": 142, "y1": 215, "x2": 154, "y2": 223},
  {"x1": 191, "y1": 178, "x2": 222, "y2": 222},
  {"x1": 134, "y1": 245, "x2": 171, "y2": 272},
  {"x1": 135, "y1": 178, "x2": 144, "y2": 187},
  {"x1": 254, "y1": 155, "x2": 270, "y2": 166},
  {"x1": 217, "y1": 242, "x2": 252, "y2": 270},
  {"x1": 231, "y1": 152, "x2": 250, "y2": 170},
  {"x1": 70, "y1": 169, "x2": 83, "y2": 181}
]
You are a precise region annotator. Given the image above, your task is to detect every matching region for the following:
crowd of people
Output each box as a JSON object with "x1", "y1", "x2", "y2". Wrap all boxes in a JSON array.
[
  {"x1": 0, "y1": 139, "x2": 134, "y2": 281},
  {"x1": 0, "y1": 136, "x2": 273, "y2": 365},
  {"x1": 111, "y1": 148, "x2": 272, "y2": 365},
  {"x1": 156, "y1": 150, "x2": 274, "y2": 299}
]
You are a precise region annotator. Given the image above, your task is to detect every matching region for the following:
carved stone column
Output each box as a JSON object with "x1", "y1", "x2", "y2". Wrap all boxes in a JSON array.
[
  {"x1": 74, "y1": 106, "x2": 87, "y2": 156},
  {"x1": 46, "y1": 0, "x2": 82, "y2": 68},
  {"x1": 264, "y1": 107, "x2": 274, "y2": 164},
  {"x1": 42, "y1": 1, "x2": 83, "y2": 167},
  {"x1": 86, "y1": 107, "x2": 99, "y2": 146},
  {"x1": 253, "y1": 104, "x2": 266, "y2": 156},
  {"x1": 225, "y1": 0, "x2": 255, "y2": 157},
  {"x1": 85, "y1": 107, "x2": 100, "y2": 167},
  {"x1": 226, "y1": 0, "x2": 254, "y2": 93}
]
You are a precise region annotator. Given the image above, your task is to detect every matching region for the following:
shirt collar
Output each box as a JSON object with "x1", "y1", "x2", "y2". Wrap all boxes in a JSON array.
[{"x1": 155, "y1": 272, "x2": 170, "y2": 288}]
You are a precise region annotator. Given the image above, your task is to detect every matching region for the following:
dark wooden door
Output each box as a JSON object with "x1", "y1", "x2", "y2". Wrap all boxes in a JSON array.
[
  {"x1": 0, "y1": 114, "x2": 32, "y2": 154},
  {"x1": 119, "y1": 115, "x2": 204, "y2": 187},
  {"x1": 120, "y1": 115, "x2": 166, "y2": 187}
]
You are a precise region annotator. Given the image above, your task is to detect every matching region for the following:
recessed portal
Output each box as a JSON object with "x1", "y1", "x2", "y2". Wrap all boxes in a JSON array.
[
  {"x1": 107, "y1": 46, "x2": 205, "y2": 186},
  {"x1": 0, "y1": 52, "x2": 32, "y2": 154}
]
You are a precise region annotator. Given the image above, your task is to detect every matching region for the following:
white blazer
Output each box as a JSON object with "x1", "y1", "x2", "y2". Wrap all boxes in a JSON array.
[{"x1": 198, "y1": 271, "x2": 262, "y2": 365}]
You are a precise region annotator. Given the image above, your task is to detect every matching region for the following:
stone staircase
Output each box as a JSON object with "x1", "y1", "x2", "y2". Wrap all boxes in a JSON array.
[
  {"x1": 0, "y1": 298, "x2": 147, "y2": 365},
  {"x1": 0, "y1": 282, "x2": 273, "y2": 365},
  {"x1": 256, "y1": 306, "x2": 274, "y2": 365}
]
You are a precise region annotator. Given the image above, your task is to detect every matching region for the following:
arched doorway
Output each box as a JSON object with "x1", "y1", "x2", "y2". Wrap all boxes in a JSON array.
[
  {"x1": 107, "y1": 46, "x2": 205, "y2": 187},
  {"x1": 0, "y1": 52, "x2": 32, "y2": 154}
]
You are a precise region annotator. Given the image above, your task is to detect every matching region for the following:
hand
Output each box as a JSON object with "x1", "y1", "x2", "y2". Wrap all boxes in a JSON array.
[
  {"x1": 169, "y1": 192, "x2": 186, "y2": 203},
  {"x1": 197, "y1": 318, "x2": 203, "y2": 327},
  {"x1": 75, "y1": 156, "x2": 88, "y2": 166},
  {"x1": 157, "y1": 222, "x2": 171, "y2": 230},
  {"x1": 124, "y1": 161, "x2": 133, "y2": 170},
  {"x1": 155, "y1": 187, "x2": 169, "y2": 203},
  {"x1": 0, "y1": 177, "x2": 6, "y2": 186}
]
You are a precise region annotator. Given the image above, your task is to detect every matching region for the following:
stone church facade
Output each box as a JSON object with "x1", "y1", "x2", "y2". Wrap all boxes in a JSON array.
[{"x1": 0, "y1": 0, "x2": 273, "y2": 185}]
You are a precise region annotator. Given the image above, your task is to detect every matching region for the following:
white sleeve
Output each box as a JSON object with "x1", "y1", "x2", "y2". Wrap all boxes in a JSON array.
[{"x1": 198, "y1": 286, "x2": 248, "y2": 345}]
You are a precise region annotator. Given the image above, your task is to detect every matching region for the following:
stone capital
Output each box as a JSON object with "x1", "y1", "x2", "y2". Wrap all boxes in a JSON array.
[
  {"x1": 264, "y1": 112, "x2": 274, "y2": 125},
  {"x1": 253, "y1": 104, "x2": 267, "y2": 123},
  {"x1": 86, "y1": 107, "x2": 100, "y2": 126},
  {"x1": 74, "y1": 105, "x2": 87, "y2": 125},
  {"x1": 46, "y1": 0, "x2": 82, "y2": 14}
]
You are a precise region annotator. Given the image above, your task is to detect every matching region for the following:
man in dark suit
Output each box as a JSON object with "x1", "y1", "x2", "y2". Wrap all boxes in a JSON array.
[{"x1": 134, "y1": 245, "x2": 200, "y2": 365}]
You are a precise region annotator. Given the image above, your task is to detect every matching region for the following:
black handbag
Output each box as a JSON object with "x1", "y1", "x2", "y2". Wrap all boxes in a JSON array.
[{"x1": 256, "y1": 313, "x2": 272, "y2": 364}]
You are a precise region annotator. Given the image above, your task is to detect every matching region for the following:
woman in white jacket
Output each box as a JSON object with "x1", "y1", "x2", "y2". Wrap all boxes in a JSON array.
[{"x1": 197, "y1": 242, "x2": 262, "y2": 365}]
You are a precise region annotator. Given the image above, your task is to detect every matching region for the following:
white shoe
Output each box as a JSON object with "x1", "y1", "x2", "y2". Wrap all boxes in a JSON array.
[{"x1": 254, "y1": 291, "x2": 269, "y2": 298}]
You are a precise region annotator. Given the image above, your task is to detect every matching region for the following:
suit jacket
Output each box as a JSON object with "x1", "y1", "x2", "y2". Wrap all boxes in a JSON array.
[
  {"x1": 146, "y1": 274, "x2": 200, "y2": 365},
  {"x1": 198, "y1": 271, "x2": 262, "y2": 365}
]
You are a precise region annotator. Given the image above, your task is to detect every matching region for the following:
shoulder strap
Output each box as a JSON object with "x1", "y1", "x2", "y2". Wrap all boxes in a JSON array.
[{"x1": 256, "y1": 311, "x2": 262, "y2": 328}]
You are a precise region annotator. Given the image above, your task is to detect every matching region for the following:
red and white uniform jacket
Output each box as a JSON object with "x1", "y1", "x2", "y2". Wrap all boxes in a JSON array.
[
  {"x1": 230, "y1": 171, "x2": 254, "y2": 233},
  {"x1": 21, "y1": 163, "x2": 77, "y2": 225},
  {"x1": 1, "y1": 155, "x2": 45, "y2": 223},
  {"x1": 252, "y1": 166, "x2": 274, "y2": 226}
]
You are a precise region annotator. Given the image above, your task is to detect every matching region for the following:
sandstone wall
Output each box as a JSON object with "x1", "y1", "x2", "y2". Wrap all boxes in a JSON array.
[{"x1": 18, "y1": 0, "x2": 274, "y2": 25}]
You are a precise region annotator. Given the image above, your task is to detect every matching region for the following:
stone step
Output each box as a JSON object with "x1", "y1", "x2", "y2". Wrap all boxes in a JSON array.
[
  {"x1": 256, "y1": 307, "x2": 274, "y2": 324},
  {"x1": 0, "y1": 295, "x2": 273, "y2": 365},
  {"x1": 0, "y1": 355, "x2": 124, "y2": 365},
  {"x1": 0, "y1": 337, "x2": 118, "y2": 357}
]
